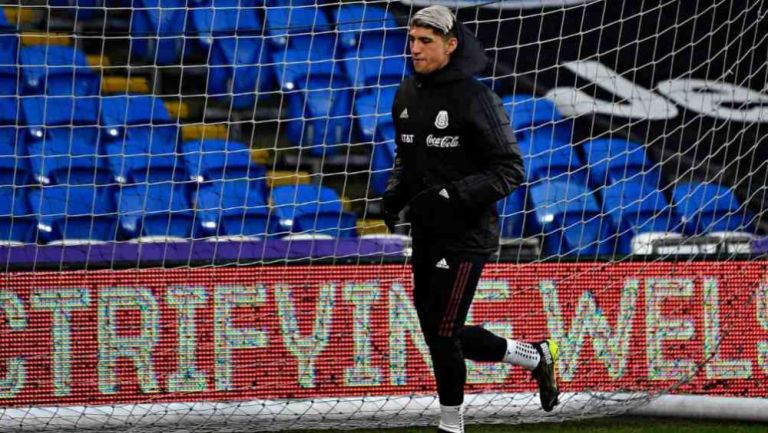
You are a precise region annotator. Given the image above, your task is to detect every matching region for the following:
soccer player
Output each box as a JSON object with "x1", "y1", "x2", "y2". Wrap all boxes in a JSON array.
[{"x1": 381, "y1": 5, "x2": 560, "y2": 433}]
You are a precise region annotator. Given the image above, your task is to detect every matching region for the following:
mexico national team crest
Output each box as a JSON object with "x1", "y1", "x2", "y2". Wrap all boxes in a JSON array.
[{"x1": 434, "y1": 110, "x2": 449, "y2": 129}]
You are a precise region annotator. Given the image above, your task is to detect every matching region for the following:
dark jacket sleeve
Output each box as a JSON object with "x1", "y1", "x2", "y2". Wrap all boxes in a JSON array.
[
  {"x1": 382, "y1": 89, "x2": 409, "y2": 212},
  {"x1": 451, "y1": 86, "x2": 525, "y2": 207}
]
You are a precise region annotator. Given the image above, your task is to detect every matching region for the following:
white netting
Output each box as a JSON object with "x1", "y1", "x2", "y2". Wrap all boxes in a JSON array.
[{"x1": 0, "y1": 0, "x2": 766, "y2": 431}]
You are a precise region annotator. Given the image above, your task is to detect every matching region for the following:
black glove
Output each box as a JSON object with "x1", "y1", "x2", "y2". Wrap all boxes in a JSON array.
[{"x1": 381, "y1": 191, "x2": 404, "y2": 234}]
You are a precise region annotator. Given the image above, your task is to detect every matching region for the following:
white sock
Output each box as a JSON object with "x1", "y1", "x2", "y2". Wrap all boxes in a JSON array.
[
  {"x1": 438, "y1": 404, "x2": 463, "y2": 433},
  {"x1": 503, "y1": 339, "x2": 540, "y2": 370}
]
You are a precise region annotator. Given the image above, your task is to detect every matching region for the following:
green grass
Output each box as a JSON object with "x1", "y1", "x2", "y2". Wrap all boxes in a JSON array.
[{"x1": 295, "y1": 416, "x2": 766, "y2": 433}]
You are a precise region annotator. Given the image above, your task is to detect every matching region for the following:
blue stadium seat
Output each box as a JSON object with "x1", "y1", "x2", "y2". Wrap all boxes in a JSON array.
[
  {"x1": 118, "y1": 182, "x2": 196, "y2": 241},
  {"x1": 497, "y1": 187, "x2": 527, "y2": 239},
  {"x1": 101, "y1": 95, "x2": 181, "y2": 183},
  {"x1": 343, "y1": 55, "x2": 408, "y2": 89},
  {"x1": 503, "y1": 95, "x2": 571, "y2": 145},
  {"x1": 283, "y1": 80, "x2": 354, "y2": 155},
  {"x1": 503, "y1": 95, "x2": 583, "y2": 183},
  {"x1": 180, "y1": 139, "x2": 265, "y2": 188},
  {"x1": 519, "y1": 139, "x2": 586, "y2": 183},
  {"x1": 266, "y1": 6, "x2": 353, "y2": 154},
  {"x1": 369, "y1": 139, "x2": 395, "y2": 195},
  {"x1": 19, "y1": 46, "x2": 99, "y2": 95},
  {"x1": 0, "y1": 186, "x2": 37, "y2": 244},
  {"x1": 671, "y1": 181, "x2": 756, "y2": 235},
  {"x1": 188, "y1": 0, "x2": 276, "y2": 108},
  {"x1": 22, "y1": 96, "x2": 110, "y2": 185},
  {"x1": 271, "y1": 184, "x2": 357, "y2": 238},
  {"x1": 602, "y1": 180, "x2": 680, "y2": 254},
  {"x1": 0, "y1": 35, "x2": 18, "y2": 96},
  {"x1": 0, "y1": 97, "x2": 29, "y2": 185},
  {"x1": 130, "y1": 0, "x2": 188, "y2": 65},
  {"x1": 332, "y1": 3, "x2": 406, "y2": 57},
  {"x1": 528, "y1": 180, "x2": 614, "y2": 256},
  {"x1": 353, "y1": 84, "x2": 396, "y2": 142},
  {"x1": 583, "y1": 137, "x2": 662, "y2": 188},
  {"x1": 29, "y1": 184, "x2": 119, "y2": 244},
  {"x1": 196, "y1": 179, "x2": 278, "y2": 239}
]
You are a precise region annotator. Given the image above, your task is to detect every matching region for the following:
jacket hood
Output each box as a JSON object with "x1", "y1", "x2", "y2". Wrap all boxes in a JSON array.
[{"x1": 418, "y1": 21, "x2": 488, "y2": 85}]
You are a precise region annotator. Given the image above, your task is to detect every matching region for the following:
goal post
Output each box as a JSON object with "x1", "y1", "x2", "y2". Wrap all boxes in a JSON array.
[{"x1": 0, "y1": 0, "x2": 766, "y2": 431}]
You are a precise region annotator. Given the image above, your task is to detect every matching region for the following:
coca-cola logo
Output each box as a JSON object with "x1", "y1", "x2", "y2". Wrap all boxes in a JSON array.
[{"x1": 426, "y1": 134, "x2": 460, "y2": 148}]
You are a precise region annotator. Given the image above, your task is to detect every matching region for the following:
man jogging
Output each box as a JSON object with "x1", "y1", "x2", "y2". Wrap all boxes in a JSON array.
[{"x1": 382, "y1": 6, "x2": 560, "y2": 433}]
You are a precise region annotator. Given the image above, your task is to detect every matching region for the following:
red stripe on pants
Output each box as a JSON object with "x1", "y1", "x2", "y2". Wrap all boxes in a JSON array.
[{"x1": 439, "y1": 262, "x2": 471, "y2": 336}]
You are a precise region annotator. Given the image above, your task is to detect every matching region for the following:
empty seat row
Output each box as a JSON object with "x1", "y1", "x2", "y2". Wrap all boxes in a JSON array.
[
  {"x1": 0, "y1": 39, "x2": 402, "y2": 157},
  {"x1": 0, "y1": 182, "x2": 357, "y2": 245},
  {"x1": 128, "y1": 1, "x2": 409, "y2": 152},
  {"x1": 495, "y1": 95, "x2": 757, "y2": 256},
  {"x1": 0, "y1": 94, "x2": 261, "y2": 186}
]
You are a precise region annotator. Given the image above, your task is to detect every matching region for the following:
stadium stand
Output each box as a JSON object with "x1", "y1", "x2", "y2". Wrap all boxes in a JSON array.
[{"x1": 0, "y1": 1, "x2": 758, "y2": 255}]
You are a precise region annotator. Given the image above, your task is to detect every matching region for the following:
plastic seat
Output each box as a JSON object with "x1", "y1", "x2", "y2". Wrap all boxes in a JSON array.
[
  {"x1": 343, "y1": 55, "x2": 408, "y2": 89},
  {"x1": 101, "y1": 95, "x2": 181, "y2": 183},
  {"x1": 118, "y1": 182, "x2": 196, "y2": 241},
  {"x1": 369, "y1": 139, "x2": 395, "y2": 196},
  {"x1": 196, "y1": 179, "x2": 277, "y2": 239},
  {"x1": 19, "y1": 46, "x2": 99, "y2": 95},
  {"x1": 282, "y1": 76, "x2": 354, "y2": 155},
  {"x1": 180, "y1": 139, "x2": 266, "y2": 187},
  {"x1": 519, "y1": 137, "x2": 586, "y2": 183},
  {"x1": 503, "y1": 95, "x2": 583, "y2": 183},
  {"x1": 353, "y1": 84, "x2": 396, "y2": 142},
  {"x1": 602, "y1": 180, "x2": 680, "y2": 254},
  {"x1": 267, "y1": 6, "x2": 353, "y2": 154},
  {"x1": 0, "y1": 97, "x2": 29, "y2": 185},
  {"x1": 266, "y1": 10, "x2": 346, "y2": 88},
  {"x1": 671, "y1": 181, "x2": 756, "y2": 235},
  {"x1": 22, "y1": 96, "x2": 110, "y2": 185},
  {"x1": 29, "y1": 184, "x2": 118, "y2": 244},
  {"x1": 130, "y1": 0, "x2": 188, "y2": 65},
  {"x1": 528, "y1": 180, "x2": 614, "y2": 256},
  {"x1": 497, "y1": 187, "x2": 527, "y2": 239},
  {"x1": 583, "y1": 137, "x2": 662, "y2": 188},
  {"x1": 0, "y1": 186, "x2": 37, "y2": 244},
  {"x1": 503, "y1": 94, "x2": 572, "y2": 145},
  {"x1": 0, "y1": 35, "x2": 18, "y2": 96},
  {"x1": 188, "y1": 0, "x2": 275, "y2": 108},
  {"x1": 332, "y1": 3, "x2": 406, "y2": 57},
  {"x1": 271, "y1": 184, "x2": 357, "y2": 238}
]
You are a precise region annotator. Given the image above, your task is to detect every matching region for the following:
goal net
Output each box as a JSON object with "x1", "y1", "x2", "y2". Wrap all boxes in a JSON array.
[{"x1": 0, "y1": 0, "x2": 766, "y2": 431}]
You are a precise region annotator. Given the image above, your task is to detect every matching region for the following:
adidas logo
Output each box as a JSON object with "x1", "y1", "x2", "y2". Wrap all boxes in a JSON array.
[
  {"x1": 436, "y1": 258, "x2": 449, "y2": 269},
  {"x1": 399, "y1": 108, "x2": 409, "y2": 119},
  {"x1": 438, "y1": 188, "x2": 450, "y2": 199}
]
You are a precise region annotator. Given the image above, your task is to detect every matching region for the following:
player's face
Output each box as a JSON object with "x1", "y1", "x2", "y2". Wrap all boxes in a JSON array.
[{"x1": 408, "y1": 26, "x2": 457, "y2": 74}]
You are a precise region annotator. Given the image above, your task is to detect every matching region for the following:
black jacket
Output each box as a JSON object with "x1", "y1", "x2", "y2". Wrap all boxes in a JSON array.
[{"x1": 384, "y1": 21, "x2": 525, "y2": 254}]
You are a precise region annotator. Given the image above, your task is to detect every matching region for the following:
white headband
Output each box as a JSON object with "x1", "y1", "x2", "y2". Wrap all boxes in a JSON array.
[{"x1": 410, "y1": 5, "x2": 456, "y2": 35}]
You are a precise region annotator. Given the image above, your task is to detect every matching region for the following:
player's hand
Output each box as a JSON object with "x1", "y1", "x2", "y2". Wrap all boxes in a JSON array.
[{"x1": 381, "y1": 192, "x2": 404, "y2": 234}]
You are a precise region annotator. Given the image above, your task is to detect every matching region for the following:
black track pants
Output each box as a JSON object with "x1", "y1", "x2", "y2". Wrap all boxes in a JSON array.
[{"x1": 411, "y1": 242, "x2": 507, "y2": 406}]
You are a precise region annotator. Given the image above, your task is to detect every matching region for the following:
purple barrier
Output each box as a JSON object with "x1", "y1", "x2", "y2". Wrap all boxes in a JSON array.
[
  {"x1": 752, "y1": 236, "x2": 768, "y2": 254},
  {"x1": 0, "y1": 238, "x2": 408, "y2": 268}
]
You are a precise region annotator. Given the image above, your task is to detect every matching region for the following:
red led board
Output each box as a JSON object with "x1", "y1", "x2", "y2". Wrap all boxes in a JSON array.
[{"x1": 0, "y1": 261, "x2": 765, "y2": 407}]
